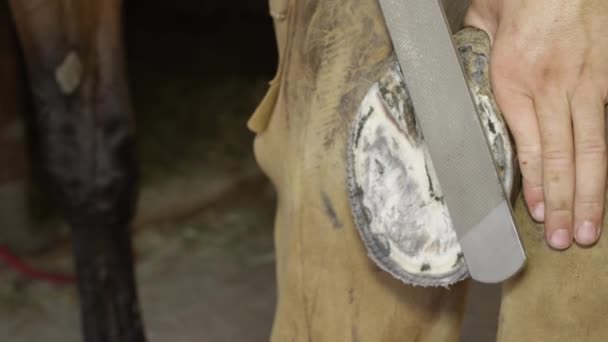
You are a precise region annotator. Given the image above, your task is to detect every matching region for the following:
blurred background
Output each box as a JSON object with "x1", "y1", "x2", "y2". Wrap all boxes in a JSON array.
[{"x1": 0, "y1": 1, "x2": 278, "y2": 341}]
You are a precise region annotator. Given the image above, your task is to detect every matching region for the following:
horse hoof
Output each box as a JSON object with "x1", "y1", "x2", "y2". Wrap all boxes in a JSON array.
[{"x1": 347, "y1": 27, "x2": 518, "y2": 287}]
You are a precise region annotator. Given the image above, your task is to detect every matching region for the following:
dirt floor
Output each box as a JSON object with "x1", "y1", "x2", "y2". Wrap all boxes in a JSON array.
[
  {"x1": 0, "y1": 5, "x2": 501, "y2": 342},
  {"x1": 0, "y1": 179, "x2": 277, "y2": 342}
]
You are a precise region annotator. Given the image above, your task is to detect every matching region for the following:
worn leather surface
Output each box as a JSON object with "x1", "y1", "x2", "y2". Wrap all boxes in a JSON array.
[{"x1": 250, "y1": 0, "x2": 608, "y2": 341}]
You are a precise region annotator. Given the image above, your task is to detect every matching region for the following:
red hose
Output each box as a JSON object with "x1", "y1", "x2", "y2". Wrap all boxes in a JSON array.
[{"x1": 0, "y1": 245, "x2": 76, "y2": 285}]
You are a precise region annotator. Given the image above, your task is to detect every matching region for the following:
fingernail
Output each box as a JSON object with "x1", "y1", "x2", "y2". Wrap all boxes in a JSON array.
[
  {"x1": 532, "y1": 203, "x2": 545, "y2": 222},
  {"x1": 549, "y1": 229, "x2": 571, "y2": 250},
  {"x1": 575, "y1": 221, "x2": 598, "y2": 245}
]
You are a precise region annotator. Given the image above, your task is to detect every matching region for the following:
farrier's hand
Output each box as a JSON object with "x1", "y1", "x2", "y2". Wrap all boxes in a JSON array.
[{"x1": 465, "y1": 0, "x2": 608, "y2": 249}]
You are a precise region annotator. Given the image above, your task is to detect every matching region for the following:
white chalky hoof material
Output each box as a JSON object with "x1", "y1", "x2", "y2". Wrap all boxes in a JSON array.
[{"x1": 346, "y1": 28, "x2": 518, "y2": 287}]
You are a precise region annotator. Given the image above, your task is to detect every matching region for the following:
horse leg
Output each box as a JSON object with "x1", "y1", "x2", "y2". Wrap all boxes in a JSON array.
[
  {"x1": 497, "y1": 190, "x2": 608, "y2": 341},
  {"x1": 8, "y1": 1, "x2": 146, "y2": 341},
  {"x1": 250, "y1": 0, "x2": 469, "y2": 340}
]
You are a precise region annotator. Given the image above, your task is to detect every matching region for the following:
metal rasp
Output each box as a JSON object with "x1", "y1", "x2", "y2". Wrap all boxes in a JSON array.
[{"x1": 376, "y1": 0, "x2": 526, "y2": 283}]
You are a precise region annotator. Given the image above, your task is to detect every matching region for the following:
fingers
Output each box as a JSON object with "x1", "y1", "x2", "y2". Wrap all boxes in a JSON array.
[
  {"x1": 523, "y1": 177, "x2": 545, "y2": 222},
  {"x1": 535, "y1": 89, "x2": 575, "y2": 250},
  {"x1": 571, "y1": 85, "x2": 607, "y2": 246},
  {"x1": 492, "y1": 82, "x2": 545, "y2": 222},
  {"x1": 466, "y1": 0, "x2": 608, "y2": 253}
]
